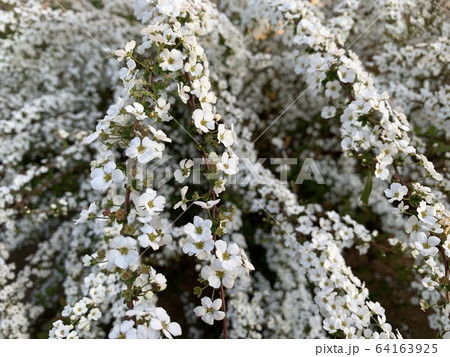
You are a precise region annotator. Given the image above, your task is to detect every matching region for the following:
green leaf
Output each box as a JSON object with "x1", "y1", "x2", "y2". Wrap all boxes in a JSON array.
[{"x1": 360, "y1": 173, "x2": 373, "y2": 205}]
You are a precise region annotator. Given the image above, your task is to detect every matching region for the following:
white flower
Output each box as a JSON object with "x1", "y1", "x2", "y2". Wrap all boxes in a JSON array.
[
  {"x1": 325, "y1": 80, "x2": 340, "y2": 99},
  {"x1": 240, "y1": 248, "x2": 255, "y2": 273},
  {"x1": 405, "y1": 215, "x2": 422, "y2": 239},
  {"x1": 149, "y1": 126, "x2": 172, "y2": 142},
  {"x1": 156, "y1": 0, "x2": 183, "y2": 17},
  {"x1": 193, "y1": 297, "x2": 225, "y2": 325},
  {"x1": 109, "y1": 321, "x2": 137, "y2": 339},
  {"x1": 91, "y1": 162, "x2": 124, "y2": 190},
  {"x1": 138, "y1": 223, "x2": 172, "y2": 250},
  {"x1": 417, "y1": 202, "x2": 437, "y2": 225},
  {"x1": 183, "y1": 216, "x2": 214, "y2": 258},
  {"x1": 88, "y1": 308, "x2": 101, "y2": 321},
  {"x1": 184, "y1": 58, "x2": 203, "y2": 77},
  {"x1": 193, "y1": 108, "x2": 215, "y2": 132},
  {"x1": 125, "y1": 102, "x2": 147, "y2": 121},
  {"x1": 177, "y1": 83, "x2": 190, "y2": 103},
  {"x1": 418, "y1": 154, "x2": 443, "y2": 181},
  {"x1": 201, "y1": 260, "x2": 237, "y2": 289},
  {"x1": 137, "y1": 325, "x2": 160, "y2": 339},
  {"x1": 73, "y1": 301, "x2": 87, "y2": 316},
  {"x1": 126, "y1": 137, "x2": 164, "y2": 163},
  {"x1": 138, "y1": 188, "x2": 166, "y2": 215},
  {"x1": 217, "y1": 124, "x2": 238, "y2": 147},
  {"x1": 217, "y1": 152, "x2": 238, "y2": 175},
  {"x1": 115, "y1": 40, "x2": 135, "y2": 61},
  {"x1": 422, "y1": 277, "x2": 438, "y2": 291},
  {"x1": 61, "y1": 306, "x2": 72, "y2": 317},
  {"x1": 323, "y1": 316, "x2": 342, "y2": 333},
  {"x1": 159, "y1": 48, "x2": 185, "y2": 72},
  {"x1": 174, "y1": 159, "x2": 193, "y2": 183},
  {"x1": 74, "y1": 202, "x2": 97, "y2": 225},
  {"x1": 150, "y1": 307, "x2": 181, "y2": 338},
  {"x1": 51, "y1": 321, "x2": 71, "y2": 339},
  {"x1": 321, "y1": 106, "x2": 336, "y2": 119},
  {"x1": 414, "y1": 232, "x2": 440, "y2": 256},
  {"x1": 155, "y1": 97, "x2": 171, "y2": 122},
  {"x1": 67, "y1": 331, "x2": 78, "y2": 339},
  {"x1": 184, "y1": 216, "x2": 212, "y2": 241},
  {"x1": 384, "y1": 183, "x2": 408, "y2": 202},
  {"x1": 337, "y1": 64, "x2": 356, "y2": 83},
  {"x1": 374, "y1": 161, "x2": 389, "y2": 180},
  {"x1": 82, "y1": 254, "x2": 92, "y2": 267},
  {"x1": 106, "y1": 236, "x2": 139, "y2": 271},
  {"x1": 193, "y1": 199, "x2": 220, "y2": 209},
  {"x1": 174, "y1": 186, "x2": 189, "y2": 211},
  {"x1": 215, "y1": 240, "x2": 241, "y2": 271},
  {"x1": 213, "y1": 178, "x2": 227, "y2": 196}
]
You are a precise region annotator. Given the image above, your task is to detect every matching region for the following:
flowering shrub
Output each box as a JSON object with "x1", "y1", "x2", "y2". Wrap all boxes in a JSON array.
[{"x1": 0, "y1": 0, "x2": 449, "y2": 339}]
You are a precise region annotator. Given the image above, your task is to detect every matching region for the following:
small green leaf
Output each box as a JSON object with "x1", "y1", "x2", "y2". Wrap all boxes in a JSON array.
[{"x1": 360, "y1": 173, "x2": 373, "y2": 205}]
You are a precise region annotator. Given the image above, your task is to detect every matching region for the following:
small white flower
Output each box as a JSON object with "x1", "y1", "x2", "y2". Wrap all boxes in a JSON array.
[
  {"x1": 82, "y1": 254, "x2": 92, "y2": 267},
  {"x1": 337, "y1": 64, "x2": 356, "y2": 83},
  {"x1": 325, "y1": 80, "x2": 340, "y2": 99},
  {"x1": 193, "y1": 108, "x2": 215, "y2": 132},
  {"x1": 217, "y1": 124, "x2": 238, "y2": 147},
  {"x1": 137, "y1": 325, "x2": 160, "y2": 339},
  {"x1": 115, "y1": 40, "x2": 136, "y2": 61},
  {"x1": 184, "y1": 216, "x2": 212, "y2": 241},
  {"x1": 125, "y1": 102, "x2": 147, "y2": 121},
  {"x1": 155, "y1": 97, "x2": 171, "y2": 122},
  {"x1": 321, "y1": 106, "x2": 336, "y2": 119},
  {"x1": 90, "y1": 162, "x2": 124, "y2": 191},
  {"x1": 159, "y1": 48, "x2": 185, "y2": 72},
  {"x1": 193, "y1": 297, "x2": 225, "y2": 325},
  {"x1": 73, "y1": 301, "x2": 88, "y2": 316},
  {"x1": 174, "y1": 159, "x2": 194, "y2": 183},
  {"x1": 405, "y1": 215, "x2": 422, "y2": 239},
  {"x1": 417, "y1": 202, "x2": 437, "y2": 225},
  {"x1": 240, "y1": 248, "x2": 255, "y2": 273},
  {"x1": 74, "y1": 202, "x2": 97, "y2": 225},
  {"x1": 422, "y1": 277, "x2": 438, "y2": 291},
  {"x1": 106, "y1": 236, "x2": 139, "y2": 271},
  {"x1": 419, "y1": 154, "x2": 443, "y2": 181},
  {"x1": 138, "y1": 223, "x2": 172, "y2": 250},
  {"x1": 201, "y1": 260, "x2": 238, "y2": 289},
  {"x1": 88, "y1": 308, "x2": 101, "y2": 321},
  {"x1": 126, "y1": 137, "x2": 165, "y2": 163},
  {"x1": 193, "y1": 199, "x2": 220, "y2": 209},
  {"x1": 384, "y1": 182, "x2": 408, "y2": 202},
  {"x1": 177, "y1": 83, "x2": 190, "y2": 103},
  {"x1": 61, "y1": 306, "x2": 72, "y2": 317},
  {"x1": 109, "y1": 321, "x2": 137, "y2": 339},
  {"x1": 217, "y1": 152, "x2": 238, "y2": 175},
  {"x1": 374, "y1": 161, "x2": 389, "y2": 181},
  {"x1": 414, "y1": 232, "x2": 440, "y2": 256},
  {"x1": 183, "y1": 216, "x2": 214, "y2": 258},
  {"x1": 149, "y1": 126, "x2": 172, "y2": 142},
  {"x1": 67, "y1": 331, "x2": 78, "y2": 339},
  {"x1": 139, "y1": 188, "x2": 166, "y2": 215},
  {"x1": 174, "y1": 186, "x2": 189, "y2": 211},
  {"x1": 215, "y1": 240, "x2": 241, "y2": 271},
  {"x1": 150, "y1": 307, "x2": 181, "y2": 338}
]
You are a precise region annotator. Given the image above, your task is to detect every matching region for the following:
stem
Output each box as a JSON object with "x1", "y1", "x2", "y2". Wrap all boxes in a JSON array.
[
  {"x1": 220, "y1": 284, "x2": 228, "y2": 339},
  {"x1": 437, "y1": 246, "x2": 450, "y2": 303},
  {"x1": 120, "y1": 119, "x2": 140, "y2": 236}
]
